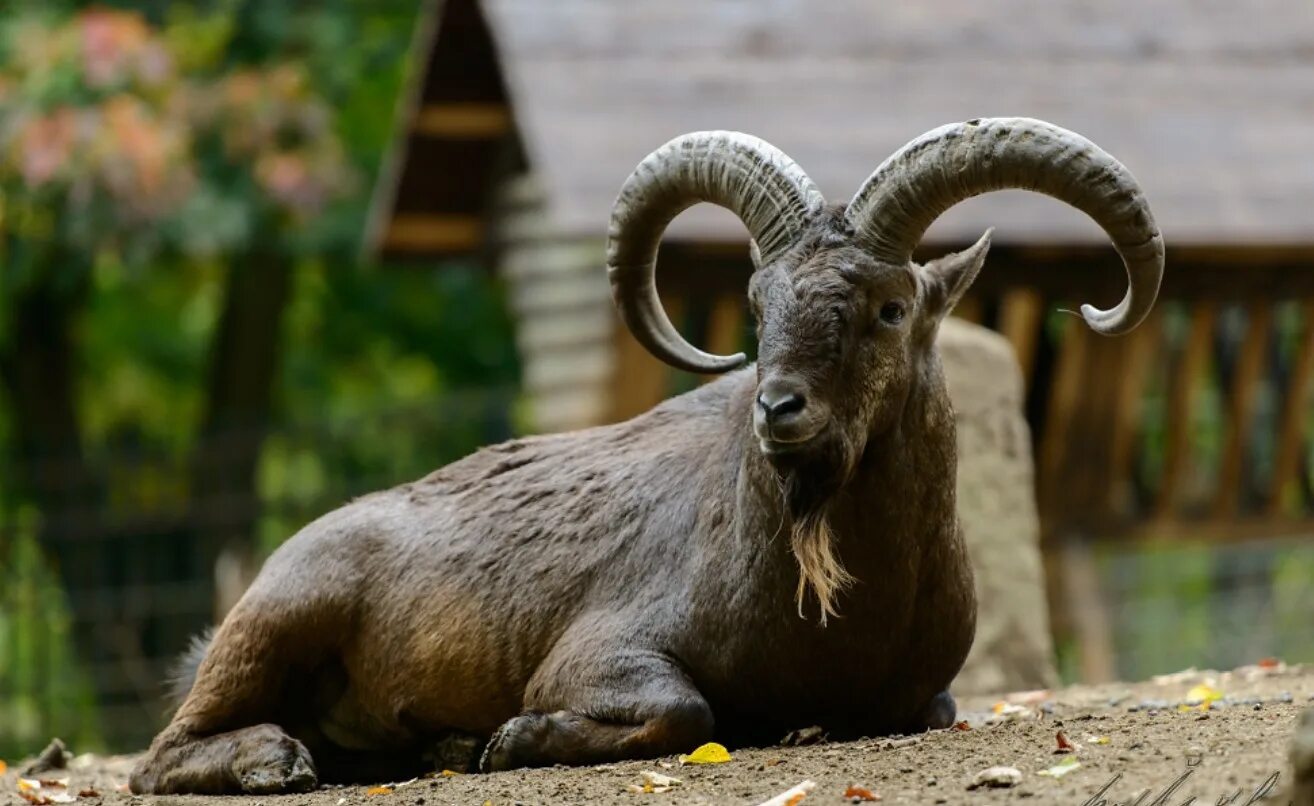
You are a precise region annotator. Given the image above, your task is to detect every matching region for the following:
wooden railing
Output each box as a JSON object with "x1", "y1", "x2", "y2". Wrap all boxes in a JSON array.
[{"x1": 611, "y1": 242, "x2": 1314, "y2": 544}]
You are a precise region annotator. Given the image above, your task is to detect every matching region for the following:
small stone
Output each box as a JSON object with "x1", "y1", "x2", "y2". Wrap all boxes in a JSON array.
[{"x1": 967, "y1": 766, "x2": 1023, "y2": 790}]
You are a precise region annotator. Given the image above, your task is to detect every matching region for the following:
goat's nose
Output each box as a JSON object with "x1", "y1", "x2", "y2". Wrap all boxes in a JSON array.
[{"x1": 756, "y1": 379, "x2": 806, "y2": 422}]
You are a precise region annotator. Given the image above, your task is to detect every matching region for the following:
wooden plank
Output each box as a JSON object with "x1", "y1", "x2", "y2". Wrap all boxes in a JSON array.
[
  {"x1": 1104, "y1": 516, "x2": 1314, "y2": 545},
  {"x1": 1214, "y1": 303, "x2": 1275, "y2": 518},
  {"x1": 1153, "y1": 303, "x2": 1218, "y2": 520},
  {"x1": 1060, "y1": 539, "x2": 1118, "y2": 684},
  {"x1": 382, "y1": 214, "x2": 483, "y2": 253},
  {"x1": 413, "y1": 102, "x2": 512, "y2": 138},
  {"x1": 1107, "y1": 310, "x2": 1161, "y2": 515},
  {"x1": 1268, "y1": 301, "x2": 1314, "y2": 516},
  {"x1": 1038, "y1": 318, "x2": 1089, "y2": 525},
  {"x1": 701, "y1": 295, "x2": 746, "y2": 384},
  {"x1": 997, "y1": 288, "x2": 1045, "y2": 386},
  {"x1": 609, "y1": 296, "x2": 684, "y2": 422}
]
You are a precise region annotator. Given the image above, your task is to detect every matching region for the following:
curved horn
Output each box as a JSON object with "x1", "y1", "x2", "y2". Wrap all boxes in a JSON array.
[
  {"x1": 845, "y1": 118, "x2": 1163, "y2": 335},
  {"x1": 608, "y1": 131, "x2": 825, "y2": 372}
]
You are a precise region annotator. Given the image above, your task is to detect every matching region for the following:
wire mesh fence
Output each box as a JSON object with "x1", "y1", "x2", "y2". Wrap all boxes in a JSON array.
[{"x1": 0, "y1": 388, "x2": 518, "y2": 757}]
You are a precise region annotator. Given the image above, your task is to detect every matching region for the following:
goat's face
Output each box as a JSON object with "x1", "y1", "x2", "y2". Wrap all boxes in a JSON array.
[{"x1": 747, "y1": 214, "x2": 990, "y2": 479}]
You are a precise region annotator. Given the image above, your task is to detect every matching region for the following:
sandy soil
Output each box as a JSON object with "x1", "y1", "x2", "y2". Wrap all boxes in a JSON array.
[{"x1": 5, "y1": 662, "x2": 1310, "y2": 806}]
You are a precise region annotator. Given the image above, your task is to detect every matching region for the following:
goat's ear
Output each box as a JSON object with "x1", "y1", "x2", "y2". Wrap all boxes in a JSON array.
[{"x1": 921, "y1": 228, "x2": 993, "y2": 320}]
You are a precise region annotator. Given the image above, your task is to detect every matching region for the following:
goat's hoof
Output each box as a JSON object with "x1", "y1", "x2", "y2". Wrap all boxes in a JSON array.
[
  {"x1": 233, "y1": 729, "x2": 318, "y2": 794},
  {"x1": 921, "y1": 690, "x2": 957, "y2": 730},
  {"x1": 479, "y1": 713, "x2": 547, "y2": 773}
]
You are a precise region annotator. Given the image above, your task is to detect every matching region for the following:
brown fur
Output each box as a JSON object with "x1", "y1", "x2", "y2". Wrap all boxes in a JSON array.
[{"x1": 130, "y1": 208, "x2": 987, "y2": 794}]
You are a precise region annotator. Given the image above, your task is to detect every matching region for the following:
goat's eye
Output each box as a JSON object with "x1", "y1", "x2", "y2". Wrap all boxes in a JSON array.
[{"x1": 878, "y1": 301, "x2": 906, "y2": 325}]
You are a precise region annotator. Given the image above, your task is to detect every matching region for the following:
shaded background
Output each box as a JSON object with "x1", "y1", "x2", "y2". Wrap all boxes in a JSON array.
[{"x1": 2, "y1": 0, "x2": 1312, "y2": 757}]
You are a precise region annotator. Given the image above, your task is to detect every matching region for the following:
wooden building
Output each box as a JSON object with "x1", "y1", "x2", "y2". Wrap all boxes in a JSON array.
[{"x1": 367, "y1": 0, "x2": 1314, "y2": 553}]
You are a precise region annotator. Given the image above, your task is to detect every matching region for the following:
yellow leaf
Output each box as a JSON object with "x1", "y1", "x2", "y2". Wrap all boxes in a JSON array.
[
  {"x1": 18, "y1": 779, "x2": 41, "y2": 793},
  {"x1": 1185, "y1": 684, "x2": 1222, "y2": 710},
  {"x1": 439, "y1": 770, "x2": 460, "y2": 777},
  {"x1": 365, "y1": 785, "x2": 394, "y2": 796},
  {"x1": 678, "y1": 742, "x2": 731, "y2": 764},
  {"x1": 0, "y1": 760, "x2": 7, "y2": 776}
]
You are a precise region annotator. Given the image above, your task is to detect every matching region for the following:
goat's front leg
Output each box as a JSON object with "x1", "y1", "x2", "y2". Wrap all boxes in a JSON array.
[{"x1": 480, "y1": 644, "x2": 713, "y2": 772}]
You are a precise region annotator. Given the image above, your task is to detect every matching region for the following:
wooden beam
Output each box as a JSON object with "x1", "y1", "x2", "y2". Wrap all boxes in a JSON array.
[
  {"x1": 1268, "y1": 301, "x2": 1314, "y2": 516},
  {"x1": 1214, "y1": 303, "x2": 1274, "y2": 518},
  {"x1": 1104, "y1": 516, "x2": 1314, "y2": 545},
  {"x1": 1060, "y1": 539, "x2": 1118, "y2": 684},
  {"x1": 701, "y1": 296, "x2": 746, "y2": 384},
  {"x1": 1154, "y1": 303, "x2": 1219, "y2": 520},
  {"x1": 1039, "y1": 319, "x2": 1089, "y2": 525},
  {"x1": 413, "y1": 102, "x2": 511, "y2": 139},
  {"x1": 997, "y1": 289, "x2": 1045, "y2": 387},
  {"x1": 609, "y1": 296, "x2": 683, "y2": 422},
  {"x1": 1108, "y1": 310, "x2": 1161, "y2": 514},
  {"x1": 382, "y1": 213, "x2": 483, "y2": 253}
]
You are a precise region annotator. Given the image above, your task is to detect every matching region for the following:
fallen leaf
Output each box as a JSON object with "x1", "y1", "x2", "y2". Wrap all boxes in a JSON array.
[
  {"x1": 0, "y1": 760, "x2": 7, "y2": 775},
  {"x1": 439, "y1": 770, "x2": 461, "y2": 777},
  {"x1": 753, "y1": 780, "x2": 816, "y2": 806},
  {"x1": 77, "y1": 790, "x2": 100, "y2": 798},
  {"x1": 1038, "y1": 756, "x2": 1082, "y2": 778},
  {"x1": 988, "y1": 702, "x2": 1033, "y2": 722},
  {"x1": 1055, "y1": 731, "x2": 1076, "y2": 753},
  {"x1": 18, "y1": 779, "x2": 42, "y2": 793},
  {"x1": 1085, "y1": 735, "x2": 1110, "y2": 745},
  {"x1": 38, "y1": 779, "x2": 70, "y2": 788},
  {"x1": 967, "y1": 766, "x2": 1022, "y2": 790},
  {"x1": 678, "y1": 742, "x2": 731, "y2": 765},
  {"x1": 780, "y1": 726, "x2": 826, "y2": 746},
  {"x1": 951, "y1": 721, "x2": 970, "y2": 732},
  {"x1": 626, "y1": 770, "x2": 683, "y2": 794},
  {"x1": 1181, "y1": 683, "x2": 1223, "y2": 712},
  {"x1": 365, "y1": 785, "x2": 394, "y2": 796},
  {"x1": 843, "y1": 784, "x2": 880, "y2": 801},
  {"x1": 1258, "y1": 657, "x2": 1280, "y2": 669}
]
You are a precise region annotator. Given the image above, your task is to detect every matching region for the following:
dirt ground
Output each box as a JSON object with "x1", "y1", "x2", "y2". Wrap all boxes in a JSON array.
[{"x1": 5, "y1": 662, "x2": 1310, "y2": 806}]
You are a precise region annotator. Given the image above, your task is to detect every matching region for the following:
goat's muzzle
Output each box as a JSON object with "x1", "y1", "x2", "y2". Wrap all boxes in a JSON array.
[{"x1": 754, "y1": 375, "x2": 827, "y2": 456}]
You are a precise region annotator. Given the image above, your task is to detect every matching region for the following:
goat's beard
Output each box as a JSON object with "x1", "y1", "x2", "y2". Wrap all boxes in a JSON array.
[{"x1": 776, "y1": 439, "x2": 857, "y2": 625}]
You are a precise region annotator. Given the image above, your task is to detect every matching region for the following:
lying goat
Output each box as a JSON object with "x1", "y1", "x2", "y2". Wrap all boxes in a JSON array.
[{"x1": 131, "y1": 118, "x2": 1163, "y2": 793}]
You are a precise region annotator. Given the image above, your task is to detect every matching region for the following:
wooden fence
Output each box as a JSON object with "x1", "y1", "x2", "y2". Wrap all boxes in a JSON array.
[
  {"x1": 608, "y1": 242, "x2": 1314, "y2": 678},
  {"x1": 613, "y1": 242, "x2": 1314, "y2": 541}
]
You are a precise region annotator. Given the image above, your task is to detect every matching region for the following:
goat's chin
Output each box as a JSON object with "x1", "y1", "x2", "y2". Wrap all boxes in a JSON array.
[{"x1": 771, "y1": 432, "x2": 858, "y2": 624}]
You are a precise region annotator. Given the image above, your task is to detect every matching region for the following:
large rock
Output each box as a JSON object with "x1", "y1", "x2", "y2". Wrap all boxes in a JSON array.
[{"x1": 940, "y1": 318, "x2": 1058, "y2": 695}]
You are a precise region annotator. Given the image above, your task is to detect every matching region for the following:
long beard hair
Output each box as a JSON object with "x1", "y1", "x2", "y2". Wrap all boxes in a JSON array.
[{"x1": 777, "y1": 437, "x2": 858, "y2": 625}]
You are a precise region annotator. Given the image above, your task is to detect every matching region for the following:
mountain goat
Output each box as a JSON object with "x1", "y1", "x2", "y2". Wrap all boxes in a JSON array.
[{"x1": 131, "y1": 117, "x2": 1163, "y2": 793}]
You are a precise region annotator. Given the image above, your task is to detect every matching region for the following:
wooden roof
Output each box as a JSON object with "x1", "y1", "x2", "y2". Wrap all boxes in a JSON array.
[{"x1": 370, "y1": 0, "x2": 1314, "y2": 258}]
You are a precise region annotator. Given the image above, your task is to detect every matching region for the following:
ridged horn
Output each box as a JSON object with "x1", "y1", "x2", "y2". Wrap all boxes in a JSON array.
[
  {"x1": 845, "y1": 117, "x2": 1163, "y2": 335},
  {"x1": 607, "y1": 131, "x2": 825, "y2": 372}
]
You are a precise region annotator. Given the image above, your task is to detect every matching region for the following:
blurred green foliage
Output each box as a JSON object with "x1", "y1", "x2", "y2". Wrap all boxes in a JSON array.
[{"x1": 0, "y1": 0, "x2": 520, "y2": 758}]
